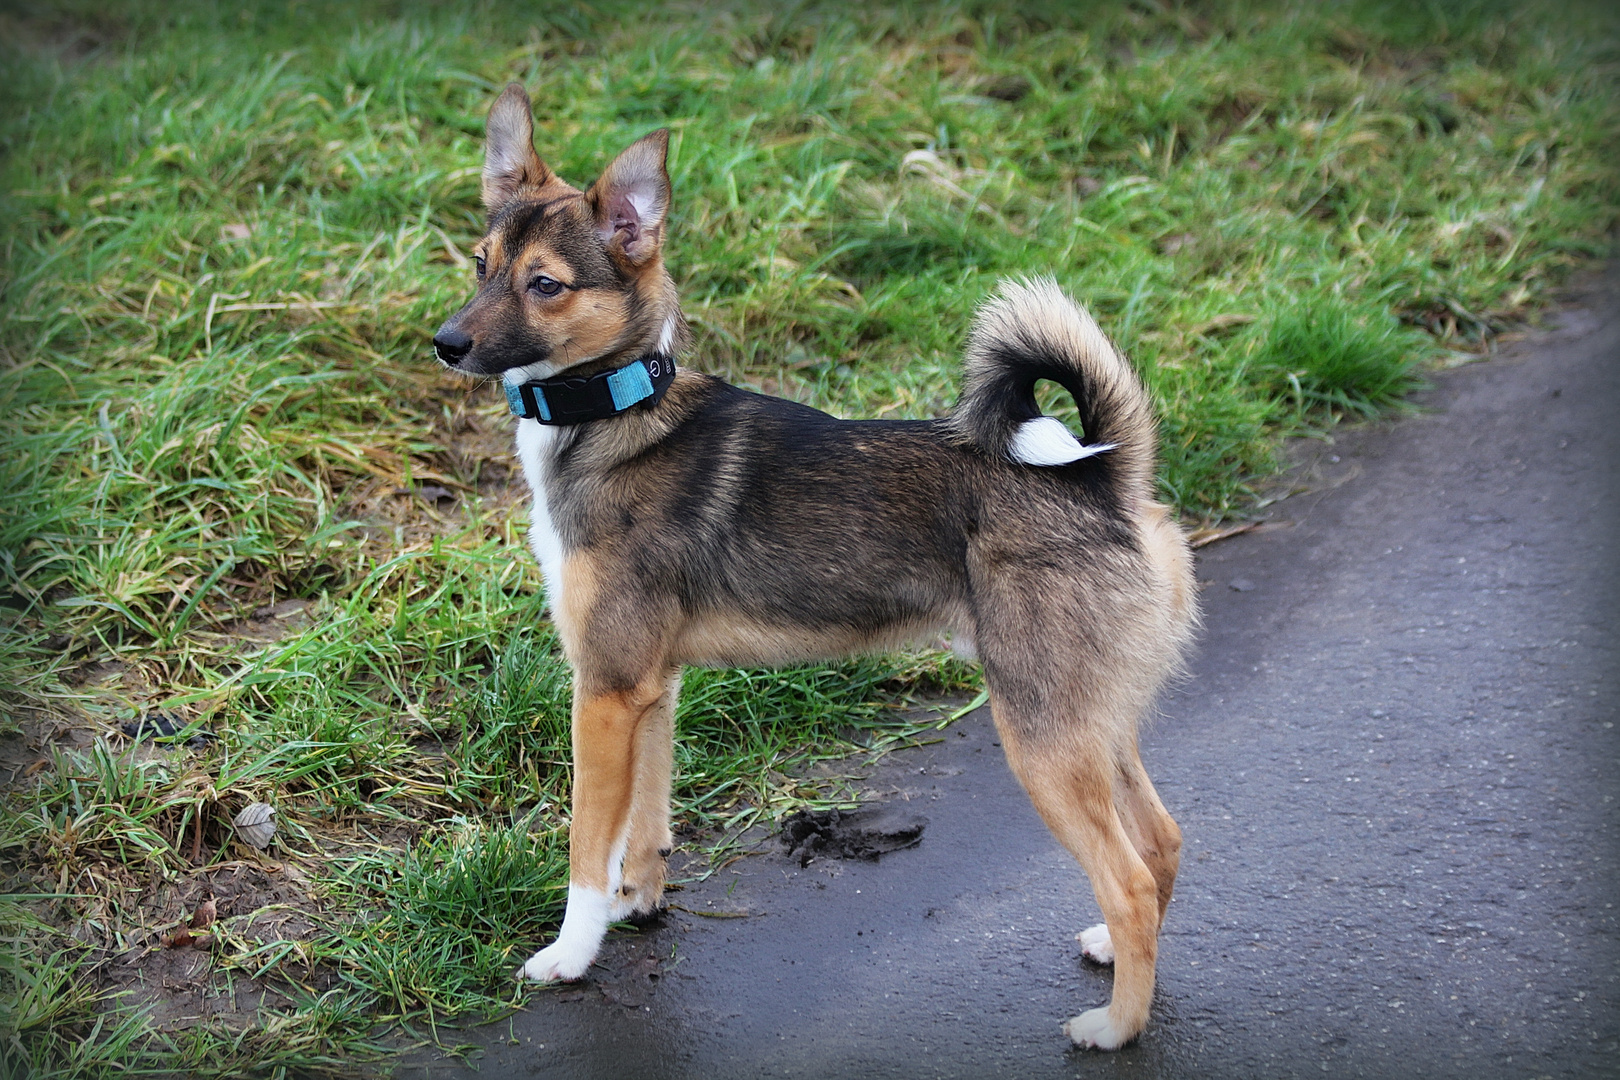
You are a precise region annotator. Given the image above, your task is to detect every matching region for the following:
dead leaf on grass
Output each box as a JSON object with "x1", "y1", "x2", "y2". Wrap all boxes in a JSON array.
[
  {"x1": 159, "y1": 900, "x2": 218, "y2": 949},
  {"x1": 233, "y1": 802, "x2": 277, "y2": 849}
]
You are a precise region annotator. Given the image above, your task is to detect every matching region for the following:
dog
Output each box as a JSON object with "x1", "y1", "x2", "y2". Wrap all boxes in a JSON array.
[{"x1": 433, "y1": 83, "x2": 1198, "y2": 1051}]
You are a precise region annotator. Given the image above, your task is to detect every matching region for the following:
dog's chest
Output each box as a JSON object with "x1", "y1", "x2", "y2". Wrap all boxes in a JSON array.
[{"x1": 514, "y1": 419, "x2": 567, "y2": 601}]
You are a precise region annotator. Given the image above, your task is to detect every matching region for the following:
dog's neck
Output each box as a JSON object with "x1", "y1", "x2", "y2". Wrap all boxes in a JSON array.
[{"x1": 503, "y1": 352, "x2": 677, "y2": 425}]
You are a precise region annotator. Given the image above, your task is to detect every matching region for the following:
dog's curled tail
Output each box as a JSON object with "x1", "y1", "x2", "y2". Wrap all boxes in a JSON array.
[{"x1": 948, "y1": 277, "x2": 1157, "y2": 498}]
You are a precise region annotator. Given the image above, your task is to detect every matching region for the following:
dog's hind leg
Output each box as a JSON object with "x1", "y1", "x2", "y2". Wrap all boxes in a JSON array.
[
  {"x1": 1077, "y1": 744, "x2": 1181, "y2": 966},
  {"x1": 1116, "y1": 745, "x2": 1181, "y2": 925},
  {"x1": 991, "y1": 703, "x2": 1163, "y2": 1051},
  {"x1": 518, "y1": 670, "x2": 668, "y2": 983},
  {"x1": 613, "y1": 668, "x2": 679, "y2": 921}
]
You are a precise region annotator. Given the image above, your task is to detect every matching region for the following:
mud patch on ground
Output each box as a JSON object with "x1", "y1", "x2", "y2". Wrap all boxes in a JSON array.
[
  {"x1": 99, "y1": 859, "x2": 334, "y2": 1033},
  {"x1": 0, "y1": 727, "x2": 55, "y2": 790},
  {"x1": 779, "y1": 805, "x2": 928, "y2": 866},
  {"x1": 220, "y1": 597, "x2": 316, "y2": 643},
  {"x1": 545, "y1": 932, "x2": 672, "y2": 1011}
]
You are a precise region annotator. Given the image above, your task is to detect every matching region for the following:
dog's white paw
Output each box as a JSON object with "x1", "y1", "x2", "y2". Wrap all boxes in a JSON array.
[
  {"x1": 1063, "y1": 1007, "x2": 1128, "y2": 1050},
  {"x1": 1076, "y1": 922, "x2": 1115, "y2": 965},
  {"x1": 516, "y1": 884, "x2": 609, "y2": 983},
  {"x1": 517, "y1": 938, "x2": 595, "y2": 983}
]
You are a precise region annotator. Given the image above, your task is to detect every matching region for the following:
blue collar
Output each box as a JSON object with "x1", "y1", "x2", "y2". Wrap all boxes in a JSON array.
[{"x1": 504, "y1": 353, "x2": 676, "y2": 425}]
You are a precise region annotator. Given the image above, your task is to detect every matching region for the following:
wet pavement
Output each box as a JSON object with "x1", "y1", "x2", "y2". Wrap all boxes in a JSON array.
[{"x1": 405, "y1": 277, "x2": 1618, "y2": 1079}]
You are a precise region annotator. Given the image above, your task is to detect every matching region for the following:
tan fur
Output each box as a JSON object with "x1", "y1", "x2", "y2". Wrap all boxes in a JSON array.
[
  {"x1": 617, "y1": 669, "x2": 679, "y2": 912},
  {"x1": 673, "y1": 610, "x2": 970, "y2": 670},
  {"x1": 568, "y1": 678, "x2": 665, "y2": 890},
  {"x1": 1138, "y1": 500, "x2": 1198, "y2": 627},
  {"x1": 543, "y1": 289, "x2": 632, "y2": 368},
  {"x1": 1114, "y1": 745, "x2": 1182, "y2": 926},
  {"x1": 498, "y1": 241, "x2": 576, "y2": 286},
  {"x1": 999, "y1": 732, "x2": 1164, "y2": 1041},
  {"x1": 550, "y1": 555, "x2": 598, "y2": 659}
]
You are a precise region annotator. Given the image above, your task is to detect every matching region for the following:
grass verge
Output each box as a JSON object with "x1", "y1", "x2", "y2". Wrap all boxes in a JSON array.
[{"x1": 1, "y1": 0, "x2": 1616, "y2": 1074}]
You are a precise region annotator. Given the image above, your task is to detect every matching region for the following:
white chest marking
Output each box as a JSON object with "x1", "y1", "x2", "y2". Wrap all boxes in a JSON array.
[
  {"x1": 1009, "y1": 416, "x2": 1115, "y2": 467},
  {"x1": 514, "y1": 417, "x2": 566, "y2": 606}
]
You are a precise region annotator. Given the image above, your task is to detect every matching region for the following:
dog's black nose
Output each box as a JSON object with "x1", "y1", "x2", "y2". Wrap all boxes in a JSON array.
[{"x1": 434, "y1": 328, "x2": 473, "y2": 365}]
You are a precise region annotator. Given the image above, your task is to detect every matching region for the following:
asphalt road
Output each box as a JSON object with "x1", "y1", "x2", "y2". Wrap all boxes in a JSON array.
[{"x1": 406, "y1": 277, "x2": 1618, "y2": 1080}]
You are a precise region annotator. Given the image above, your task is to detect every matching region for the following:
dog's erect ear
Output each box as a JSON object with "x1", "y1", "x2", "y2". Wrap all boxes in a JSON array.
[
  {"x1": 483, "y1": 83, "x2": 552, "y2": 214},
  {"x1": 586, "y1": 129, "x2": 671, "y2": 267}
]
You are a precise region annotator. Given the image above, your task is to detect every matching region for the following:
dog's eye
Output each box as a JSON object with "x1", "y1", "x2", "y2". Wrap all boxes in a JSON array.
[
  {"x1": 474, "y1": 255, "x2": 486, "y2": 279},
  {"x1": 530, "y1": 275, "x2": 564, "y2": 297}
]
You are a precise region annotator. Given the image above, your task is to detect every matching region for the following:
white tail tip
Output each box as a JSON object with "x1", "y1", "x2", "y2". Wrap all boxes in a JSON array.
[{"x1": 1009, "y1": 416, "x2": 1115, "y2": 466}]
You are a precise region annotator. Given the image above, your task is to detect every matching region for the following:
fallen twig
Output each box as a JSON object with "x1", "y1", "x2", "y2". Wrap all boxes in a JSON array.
[
  {"x1": 668, "y1": 904, "x2": 753, "y2": 919},
  {"x1": 1188, "y1": 521, "x2": 1263, "y2": 549}
]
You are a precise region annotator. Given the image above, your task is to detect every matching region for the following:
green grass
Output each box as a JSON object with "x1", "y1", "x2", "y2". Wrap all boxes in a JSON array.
[{"x1": 1, "y1": 0, "x2": 1616, "y2": 1074}]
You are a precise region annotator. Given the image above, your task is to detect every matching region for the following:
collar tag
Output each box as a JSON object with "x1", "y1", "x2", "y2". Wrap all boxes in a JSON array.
[{"x1": 505, "y1": 354, "x2": 675, "y2": 425}]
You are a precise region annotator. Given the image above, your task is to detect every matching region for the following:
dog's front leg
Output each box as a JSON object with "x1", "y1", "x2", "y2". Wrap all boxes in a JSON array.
[
  {"x1": 613, "y1": 669, "x2": 679, "y2": 920},
  {"x1": 519, "y1": 675, "x2": 666, "y2": 983}
]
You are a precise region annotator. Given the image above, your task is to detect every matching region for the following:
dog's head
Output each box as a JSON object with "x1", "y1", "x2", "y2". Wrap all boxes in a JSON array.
[{"x1": 433, "y1": 84, "x2": 683, "y2": 378}]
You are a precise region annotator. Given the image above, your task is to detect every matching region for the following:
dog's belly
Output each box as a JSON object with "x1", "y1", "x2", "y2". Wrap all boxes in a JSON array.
[{"x1": 672, "y1": 610, "x2": 960, "y2": 669}]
